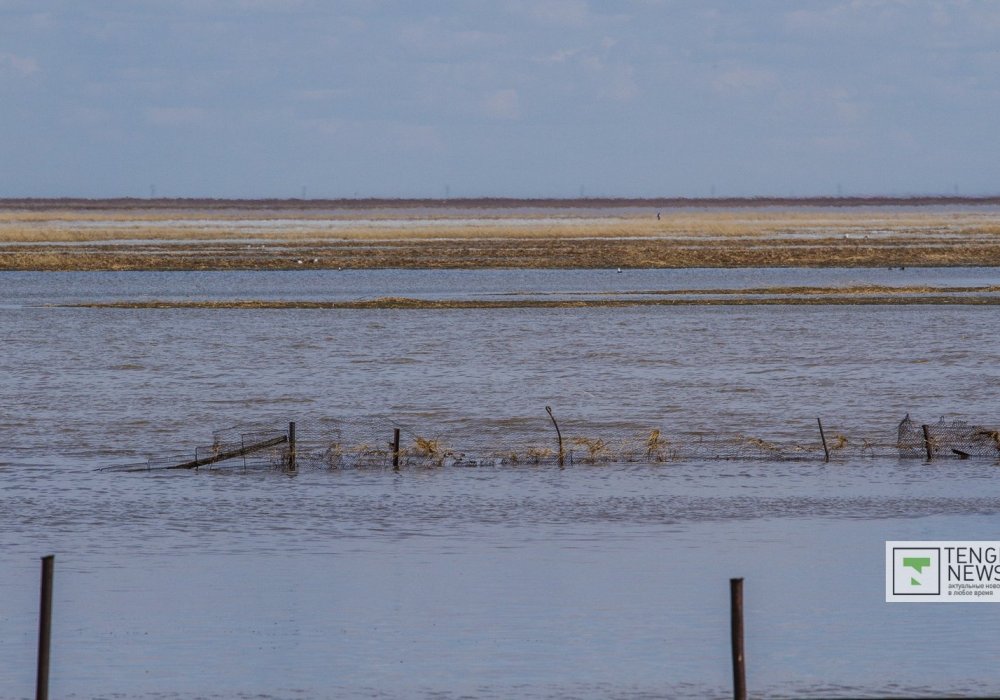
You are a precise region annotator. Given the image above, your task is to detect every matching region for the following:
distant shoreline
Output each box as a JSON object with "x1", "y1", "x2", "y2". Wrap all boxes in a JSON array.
[
  {"x1": 3, "y1": 201, "x2": 1000, "y2": 270},
  {"x1": 2, "y1": 195, "x2": 1000, "y2": 212}
]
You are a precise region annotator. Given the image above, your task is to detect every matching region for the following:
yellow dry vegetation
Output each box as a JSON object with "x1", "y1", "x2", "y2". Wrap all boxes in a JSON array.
[
  {"x1": 2, "y1": 203, "x2": 1000, "y2": 269},
  {"x1": 2, "y1": 206, "x2": 1000, "y2": 243}
]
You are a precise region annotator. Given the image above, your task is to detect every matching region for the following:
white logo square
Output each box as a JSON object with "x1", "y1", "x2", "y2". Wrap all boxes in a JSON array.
[{"x1": 893, "y1": 547, "x2": 940, "y2": 595}]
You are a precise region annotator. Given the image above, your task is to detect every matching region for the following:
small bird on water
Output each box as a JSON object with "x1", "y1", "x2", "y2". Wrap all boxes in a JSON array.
[{"x1": 617, "y1": 267, "x2": 622, "y2": 273}]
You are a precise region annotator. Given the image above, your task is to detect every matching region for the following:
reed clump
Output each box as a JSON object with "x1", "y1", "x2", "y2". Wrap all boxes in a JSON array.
[
  {"x1": 572, "y1": 437, "x2": 610, "y2": 463},
  {"x1": 323, "y1": 442, "x2": 345, "y2": 468},
  {"x1": 413, "y1": 436, "x2": 441, "y2": 458},
  {"x1": 410, "y1": 436, "x2": 455, "y2": 467},
  {"x1": 645, "y1": 429, "x2": 674, "y2": 462},
  {"x1": 742, "y1": 436, "x2": 779, "y2": 452},
  {"x1": 974, "y1": 429, "x2": 1000, "y2": 451},
  {"x1": 524, "y1": 447, "x2": 554, "y2": 464},
  {"x1": 350, "y1": 443, "x2": 389, "y2": 467}
]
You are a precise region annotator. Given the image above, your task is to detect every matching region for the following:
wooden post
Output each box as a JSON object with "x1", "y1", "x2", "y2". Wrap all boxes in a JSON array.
[
  {"x1": 545, "y1": 406, "x2": 564, "y2": 468},
  {"x1": 922, "y1": 424, "x2": 933, "y2": 461},
  {"x1": 36, "y1": 555, "x2": 54, "y2": 700},
  {"x1": 287, "y1": 422, "x2": 297, "y2": 472},
  {"x1": 392, "y1": 428, "x2": 401, "y2": 470},
  {"x1": 730, "y1": 577, "x2": 746, "y2": 700},
  {"x1": 817, "y1": 417, "x2": 830, "y2": 463}
]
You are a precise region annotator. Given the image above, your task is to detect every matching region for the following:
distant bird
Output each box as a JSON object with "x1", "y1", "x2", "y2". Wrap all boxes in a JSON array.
[
  {"x1": 312, "y1": 258, "x2": 319, "y2": 263},
  {"x1": 296, "y1": 259, "x2": 303, "y2": 265},
  {"x1": 656, "y1": 211, "x2": 661, "y2": 220},
  {"x1": 617, "y1": 267, "x2": 622, "y2": 273}
]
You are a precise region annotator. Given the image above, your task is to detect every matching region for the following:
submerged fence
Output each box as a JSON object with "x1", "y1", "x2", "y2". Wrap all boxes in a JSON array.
[{"x1": 100, "y1": 413, "x2": 1000, "y2": 473}]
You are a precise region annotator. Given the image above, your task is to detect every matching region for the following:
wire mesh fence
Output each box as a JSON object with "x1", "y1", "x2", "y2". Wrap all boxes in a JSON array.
[{"x1": 99, "y1": 413, "x2": 1000, "y2": 473}]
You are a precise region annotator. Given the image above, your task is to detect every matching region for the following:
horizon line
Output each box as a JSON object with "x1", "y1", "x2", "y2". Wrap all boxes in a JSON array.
[{"x1": 2, "y1": 194, "x2": 1000, "y2": 209}]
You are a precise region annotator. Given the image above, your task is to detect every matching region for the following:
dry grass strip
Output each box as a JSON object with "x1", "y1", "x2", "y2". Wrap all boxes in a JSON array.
[
  {"x1": 6, "y1": 237, "x2": 1000, "y2": 270},
  {"x1": 64, "y1": 294, "x2": 1000, "y2": 310}
]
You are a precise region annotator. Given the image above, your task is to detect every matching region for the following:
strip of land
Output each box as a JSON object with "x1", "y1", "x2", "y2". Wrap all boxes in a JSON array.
[
  {"x1": 3, "y1": 198, "x2": 1000, "y2": 270},
  {"x1": 64, "y1": 291, "x2": 1000, "y2": 309}
]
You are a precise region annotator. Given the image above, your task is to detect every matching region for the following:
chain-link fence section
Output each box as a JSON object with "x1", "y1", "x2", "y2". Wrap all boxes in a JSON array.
[{"x1": 100, "y1": 413, "x2": 1000, "y2": 473}]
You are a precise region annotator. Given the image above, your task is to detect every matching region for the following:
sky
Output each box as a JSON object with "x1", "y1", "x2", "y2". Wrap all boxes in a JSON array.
[{"x1": 2, "y1": 0, "x2": 1000, "y2": 199}]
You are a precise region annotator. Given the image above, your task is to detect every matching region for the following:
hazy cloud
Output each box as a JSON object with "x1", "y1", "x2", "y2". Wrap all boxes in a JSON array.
[
  {"x1": 591, "y1": 60, "x2": 637, "y2": 101},
  {"x1": 540, "y1": 47, "x2": 584, "y2": 64},
  {"x1": 146, "y1": 107, "x2": 208, "y2": 126},
  {"x1": 387, "y1": 123, "x2": 443, "y2": 152},
  {"x1": 482, "y1": 89, "x2": 521, "y2": 120},
  {"x1": 826, "y1": 87, "x2": 866, "y2": 124},
  {"x1": 508, "y1": 0, "x2": 592, "y2": 27},
  {"x1": 536, "y1": 36, "x2": 637, "y2": 101},
  {"x1": 0, "y1": 52, "x2": 39, "y2": 77},
  {"x1": 712, "y1": 66, "x2": 779, "y2": 96},
  {"x1": 62, "y1": 106, "x2": 113, "y2": 127},
  {"x1": 295, "y1": 88, "x2": 350, "y2": 102},
  {"x1": 398, "y1": 19, "x2": 507, "y2": 55}
]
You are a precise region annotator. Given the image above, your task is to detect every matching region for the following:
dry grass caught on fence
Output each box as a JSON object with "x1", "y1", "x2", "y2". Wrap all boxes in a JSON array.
[{"x1": 100, "y1": 415, "x2": 1000, "y2": 473}]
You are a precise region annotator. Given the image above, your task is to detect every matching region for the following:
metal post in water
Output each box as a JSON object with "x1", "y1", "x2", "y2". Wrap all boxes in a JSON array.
[
  {"x1": 730, "y1": 577, "x2": 746, "y2": 700},
  {"x1": 36, "y1": 555, "x2": 54, "y2": 700},
  {"x1": 288, "y1": 422, "x2": 297, "y2": 472},
  {"x1": 922, "y1": 424, "x2": 933, "y2": 461},
  {"x1": 817, "y1": 417, "x2": 830, "y2": 463},
  {"x1": 545, "y1": 406, "x2": 564, "y2": 468},
  {"x1": 392, "y1": 428, "x2": 401, "y2": 470}
]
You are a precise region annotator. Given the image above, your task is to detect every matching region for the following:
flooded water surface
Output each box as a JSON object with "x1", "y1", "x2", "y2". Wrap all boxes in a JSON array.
[{"x1": 2, "y1": 269, "x2": 1000, "y2": 699}]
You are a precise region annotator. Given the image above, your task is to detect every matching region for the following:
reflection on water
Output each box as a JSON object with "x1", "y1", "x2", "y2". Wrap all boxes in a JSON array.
[{"x1": 1, "y1": 271, "x2": 1000, "y2": 698}]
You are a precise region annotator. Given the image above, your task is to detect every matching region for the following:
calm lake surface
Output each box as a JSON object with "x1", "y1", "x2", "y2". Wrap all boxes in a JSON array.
[{"x1": 2, "y1": 269, "x2": 1000, "y2": 699}]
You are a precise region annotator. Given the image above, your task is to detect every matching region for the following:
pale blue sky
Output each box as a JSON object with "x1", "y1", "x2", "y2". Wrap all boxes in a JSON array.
[{"x1": 2, "y1": 0, "x2": 999, "y2": 198}]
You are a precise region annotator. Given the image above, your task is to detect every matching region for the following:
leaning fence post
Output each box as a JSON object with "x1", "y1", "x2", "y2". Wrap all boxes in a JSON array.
[
  {"x1": 36, "y1": 555, "x2": 54, "y2": 700},
  {"x1": 922, "y1": 424, "x2": 933, "y2": 461},
  {"x1": 392, "y1": 428, "x2": 401, "y2": 470},
  {"x1": 730, "y1": 577, "x2": 746, "y2": 700},
  {"x1": 287, "y1": 422, "x2": 297, "y2": 471},
  {"x1": 817, "y1": 417, "x2": 830, "y2": 463},
  {"x1": 545, "y1": 406, "x2": 564, "y2": 468}
]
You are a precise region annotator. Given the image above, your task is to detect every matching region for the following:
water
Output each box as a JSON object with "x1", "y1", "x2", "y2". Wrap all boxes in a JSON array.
[
  {"x1": 3, "y1": 267, "x2": 1000, "y2": 306},
  {"x1": 2, "y1": 270, "x2": 1000, "y2": 699}
]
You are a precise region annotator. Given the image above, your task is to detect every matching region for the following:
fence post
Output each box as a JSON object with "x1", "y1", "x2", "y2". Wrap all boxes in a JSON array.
[
  {"x1": 817, "y1": 417, "x2": 830, "y2": 463},
  {"x1": 36, "y1": 555, "x2": 54, "y2": 700},
  {"x1": 287, "y1": 422, "x2": 296, "y2": 472},
  {"x1": 392, "y1": 428, "x2": 401, "y2": 470},
  {"x1": 730, "y1": 577, "x2": 746, "y2": 700},
  {"x1": 545, "y1": 406, "x2": 564, "y2": 468},
  {"x1": 922, "y1": 424, "x2": 933, "y2": 461}
]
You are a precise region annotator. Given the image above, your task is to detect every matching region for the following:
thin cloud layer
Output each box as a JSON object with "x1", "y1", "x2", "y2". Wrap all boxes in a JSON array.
[{"x1": 0, "y1": 1, "x2": 997, "y2": 197}]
